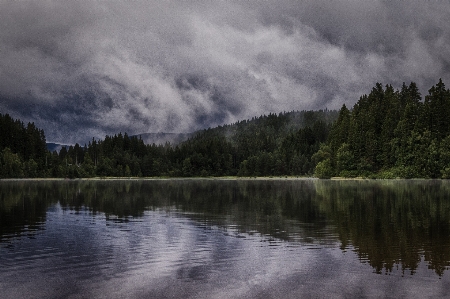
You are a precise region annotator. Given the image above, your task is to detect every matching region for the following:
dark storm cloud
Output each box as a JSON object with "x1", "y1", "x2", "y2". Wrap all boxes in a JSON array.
[{"x1": 0, "y1": 0, "x2": 449, "y2": 143}]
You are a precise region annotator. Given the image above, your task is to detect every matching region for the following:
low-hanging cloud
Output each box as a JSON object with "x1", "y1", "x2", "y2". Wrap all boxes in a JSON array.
[{"x1": 1, "y1": 0, "x2": 449, "y2": 144}]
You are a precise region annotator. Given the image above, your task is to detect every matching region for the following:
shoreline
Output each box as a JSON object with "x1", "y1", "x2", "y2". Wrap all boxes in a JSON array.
[
  {"x1": 0, "y1": 176, "x2": 319, "y2": 181},
  {"x1": 0, "y1": 176, "x2": 442, "y2": 182}
]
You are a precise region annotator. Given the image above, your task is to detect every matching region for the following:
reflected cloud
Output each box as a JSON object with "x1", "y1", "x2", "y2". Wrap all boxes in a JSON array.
[{"x1": 2, "y1": 179, "x2": 450, "y2": 279}]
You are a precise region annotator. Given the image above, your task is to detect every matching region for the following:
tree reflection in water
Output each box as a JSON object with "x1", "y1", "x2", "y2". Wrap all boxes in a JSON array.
[
  {"x1": 1, "y1": 179, "x2": 450, "y2": 276},
  {"x1": 315, "y1": 180, "x2": 450, "y2": 276}
]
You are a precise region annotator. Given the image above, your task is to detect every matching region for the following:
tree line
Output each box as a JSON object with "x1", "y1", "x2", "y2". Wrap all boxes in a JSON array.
[
  {"x1": 0, "y1": 110, "x2": 337, "y2": 178},
  {"x1": 2, "y1": 78, "x2": 450, "y2": 179}
]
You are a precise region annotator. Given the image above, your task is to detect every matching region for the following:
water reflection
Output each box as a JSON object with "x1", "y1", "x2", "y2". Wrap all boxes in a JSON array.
[
  {"x1": 1, "y1": 179, "x2": 450, "y2": 276},
  {"x1": 315, "y1": 180, "x2": 450, "y2": 276},
  {"x1": 0, "y1": 182, "x2": 50, "y2": 242}
]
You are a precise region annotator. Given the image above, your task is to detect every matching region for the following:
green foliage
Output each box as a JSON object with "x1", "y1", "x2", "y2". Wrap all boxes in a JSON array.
[
  {"x1": 336, "y1": 143, "x2": 354, "y2": 175},
  {"x1": 0, "y1": 148, "x2": 24, "y2": 178},
  {"x1": 315, "y1": 79, "x2": 450, "y2": 179},
  {"x1": 0, "y1": 114, "x2": 47, "y2": 177},
  {"x1": 81, "y1": 152, "x2": 95, "y2": 177},
  {"x1": 24, "y1": 159, "x2": 39, "y2": 178},
  {"x1": 5, "y1": 80, "x2": 450, "y2": 179},
  {"x1": 311, "y1": 144, "x2": 332, "y2": 164},
  {"x1": 0, "y1": 110, "x2": 339, "y2": 178},
  {"x1": 170, "y1": 110, "x2": 335, "y2": 177},
  {"x1": 314, "y1": 158, "x2": 334, "y2": 179}
]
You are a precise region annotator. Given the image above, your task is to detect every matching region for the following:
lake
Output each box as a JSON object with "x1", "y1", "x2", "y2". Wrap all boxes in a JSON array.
[{"x1": 1, "y1": 179, "x2": 450, "y2": 298}]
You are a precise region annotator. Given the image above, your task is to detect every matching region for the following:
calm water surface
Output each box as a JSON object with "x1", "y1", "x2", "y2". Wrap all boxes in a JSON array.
[{"x1": 1, "y1": 179, "x2": 450, "y2": 298}]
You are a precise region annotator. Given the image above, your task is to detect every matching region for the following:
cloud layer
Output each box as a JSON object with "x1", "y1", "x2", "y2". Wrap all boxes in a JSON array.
[{"x1": 1, "y1": 0, "x2": 450, "y2": 143}]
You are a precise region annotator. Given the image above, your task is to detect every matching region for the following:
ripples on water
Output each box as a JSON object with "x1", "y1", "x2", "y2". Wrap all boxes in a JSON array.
[
  {"x1": 1, "y1": 179, "x2": 450, "y2": 298},
  {"x1": 1, "y1": 208, "x2": 328, "y2": 298}
]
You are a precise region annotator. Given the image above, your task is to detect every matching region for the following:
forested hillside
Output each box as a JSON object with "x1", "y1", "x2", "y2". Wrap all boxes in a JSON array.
[
  {"x1": 3, "y1": 79, "x2": 450, "y2": 179},
  {"x1": 315, "y1": 79, "x2": 450, "y2": 179},
  {"x1": 0, "y1": 110, "x2": 337, "y2": 178},
  {"x1": 169, "y1": 110, "x2": 336, "y2": 177}
]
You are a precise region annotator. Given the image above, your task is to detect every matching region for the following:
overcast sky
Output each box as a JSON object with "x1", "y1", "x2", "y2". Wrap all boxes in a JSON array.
[{"x1": 1, "y1": 0, "x2": 450, "y2": 144}]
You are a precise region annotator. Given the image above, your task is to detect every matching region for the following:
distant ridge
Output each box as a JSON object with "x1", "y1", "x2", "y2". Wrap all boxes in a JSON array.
[
  {"x1": 46, "y1": 142, "x2": 70, "y2": 153},
  {"x1": 46, "y1": 133, "x2": 192, "y2": 152},
  {"x1": 132, "y1": 132, "x2": 193, "y2": 146}
]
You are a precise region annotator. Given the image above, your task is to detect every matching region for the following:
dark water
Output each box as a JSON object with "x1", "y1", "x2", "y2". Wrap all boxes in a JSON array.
[{"x1": 1, "y1": 179, "x2": 450, "y2": 298}]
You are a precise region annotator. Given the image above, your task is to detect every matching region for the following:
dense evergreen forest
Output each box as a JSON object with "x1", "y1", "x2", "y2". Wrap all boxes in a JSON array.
[
  {"x1": 0, "y1": 114, "x2": 47, "y2": 178},
  {"x1": 315, "y1": 79, "x2": 450, "y2": 179},
  {"x1": 0, "y1": 110, "x2": 336, "y2": 178},
  {"x1": 2, "y1": 79, "x2": 450, "y2": 179}
]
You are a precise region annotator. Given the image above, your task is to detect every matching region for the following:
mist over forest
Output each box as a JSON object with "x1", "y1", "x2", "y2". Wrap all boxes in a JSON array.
[
  {"x1": 1, "y1": 1, "x2": 450, "y2": 145},
  {"x1": 2, "y1": 79, "x2": 450, "y2": 179}
]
